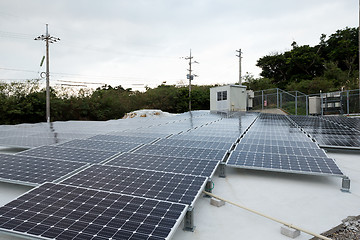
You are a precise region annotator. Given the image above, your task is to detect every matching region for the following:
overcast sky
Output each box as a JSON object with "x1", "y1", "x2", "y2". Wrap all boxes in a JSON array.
[{"x1": 0, "y1": 0, "x2": 357, "y2": 91}]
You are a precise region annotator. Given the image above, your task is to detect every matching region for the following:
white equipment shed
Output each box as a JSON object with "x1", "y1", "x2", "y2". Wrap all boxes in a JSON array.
[{"x1": 210, "y1": 85, "x2": 247, "y2": 112}]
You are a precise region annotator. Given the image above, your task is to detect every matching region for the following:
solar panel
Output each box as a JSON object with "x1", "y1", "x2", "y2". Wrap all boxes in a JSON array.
[
  {"x1": 154, "y1": 138, "x2": 233, "y2": 150},
  {"x1": 169, "y1": 134, "x2": 237, "y2": 143},
  {"x1": 88, "y1": 134, "x2": 158, "y2": 144},
  {"x1": 183, "y1": 129, "x2": 241, "y2": 138},
  {"x1": 0, "y1": 154, "x2": 86, "y2": 186},
  {"x1": 0, "y1": 183, "x2": 187, "y2": 240},
  {"x1": 243, "y1": 133, "x2": 309, "y2": 142},
  {"x1": 133, "y1": 144, "x2": 227, "y2": 161},
  {"x1": 227, "y1": 151, "x2": 343, "y2": 176},
  {"x1": 106, "y1": 152, "x2": 219, "y2": 177},
  {"x1": 61, "y1": 165, "x2": 207, "y2": 206},
  {"x1": 110, "y1": 131, "x2": 171, "y2": 138},
  {"x1": 313, "y1": 135, "x2": 360, "y2": 148},
  {"x1": 57, "y1": 139, "x2": 142, "y2": 153},
  {"x1": 0, "y1": 136, "x2": 68, "y2": 148},
  {"x1": 239, "y1": 138, "x2": 318, "y2": 148},
  {"x1": 234, "y1": 144, "x2": 328, "y2": 158},
  {"x1": 17, "y1": 146, "x2": 118, "y2": 164},
  {"x1": 289, "y1": 115, "x2": 360, "y2": 149},
  {"x1": 323, "y1": 115, "x2": 360, "y2": 132}
]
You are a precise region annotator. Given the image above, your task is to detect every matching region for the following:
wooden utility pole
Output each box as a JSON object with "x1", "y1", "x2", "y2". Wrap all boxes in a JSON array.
[
  {"x1": 35, "y1": 24, "x2": 60, "y2": 123},
  {"x1": 184, "y1": 49, "x2": 198, "y2": 112}
]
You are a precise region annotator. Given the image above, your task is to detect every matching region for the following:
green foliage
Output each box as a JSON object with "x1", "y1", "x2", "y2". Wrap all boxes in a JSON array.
[
  {"x1": 242, "y1": 73, "x2": 276, "y2": 91},
  {"x1": 0, "y1": 81, "x2": 214, "y2": 124},
  {"x1": 256, "y1": 27, "x2": 359, "y2": 93}
]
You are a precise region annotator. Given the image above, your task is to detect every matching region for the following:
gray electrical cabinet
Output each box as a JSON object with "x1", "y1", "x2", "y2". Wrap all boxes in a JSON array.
[{"x1": 309, "y1": 96, "x2": 321, "y2": 115}]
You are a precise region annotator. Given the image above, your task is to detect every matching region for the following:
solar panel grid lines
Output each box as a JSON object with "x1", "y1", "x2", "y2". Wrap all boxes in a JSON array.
[
  {"x1": 0, "y1": 182, "x2": 188, "y2": 240},
  {"x1": 105, "y1": 153, "x2": 219, "y2": 178},
  {"x1": 227, "y1": 151, "x2": 343, "y2": 176},
  {"x1": 323, "y1": 116, "x2": 360, "y2": 132},
  {"x1": 234, "y1": 144, "x2": 328, "y2": 158},
  {"x1": 243, "y1": 134, "x2": 310, "y2": 142},
  {"x1": 88, "y1": 134, "x2": 159, "y2": 144},
  {"x1": 0, "y1": 136, "x2": 69, "y2": 148},
  {"x1": 238, "y1": 138, "x2": 319, "y2": 148},
  {"x1": 133, "y1": 144, "x2": 227, "y2": 162},
  {"x1": 109, "y1": 131, "x2": 172, "y2": 139},
  {"x1": 60, "y1": 164, "x2": 208, "y2": 206},
  {"x1": 169, "y1": 134, "x2": 238, "y2": 143},
  {"x1": 153, "y1": 139, "x2": 234, "y2": 151},
  {"x1": 0, "y1": 154, "x2": 87, "y2": 186},
  {"x1": 17, "y1": 146, "x2": 119, "y2": 164},
  {"x1": 57, "y1": 139, "x2": 143, "y2": 153},
  {"x1": 289, "y1": 115, "x2": 360, "y2": 149}
]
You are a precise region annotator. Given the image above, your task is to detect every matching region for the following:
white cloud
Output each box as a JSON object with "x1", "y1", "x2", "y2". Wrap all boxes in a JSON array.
[{"x1": 0, "y1": 0, "x2": 357, "y2": 90}]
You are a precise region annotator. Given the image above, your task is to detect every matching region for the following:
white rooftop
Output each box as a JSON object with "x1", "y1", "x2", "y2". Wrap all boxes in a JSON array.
[
  {"x1": 0, "y1": 110, "x2": 359, "y2": 240},
  {"x1": 0, "y1": 151, "x2": 359, "y2": 240}
]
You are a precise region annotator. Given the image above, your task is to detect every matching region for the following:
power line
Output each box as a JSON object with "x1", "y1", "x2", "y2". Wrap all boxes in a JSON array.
[{"x1": 0, "y1": 30, "x2": 34, "y2": 40}]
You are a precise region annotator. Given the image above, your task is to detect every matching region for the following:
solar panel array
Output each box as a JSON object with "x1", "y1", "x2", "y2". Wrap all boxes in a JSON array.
[
  {"x1": 17, "y1": 146, "x2": 119, "y2": 164},
  {"x1": 227, "y1": 114, "x2": 344, "y2": 176},
  {"x1": 289, "y1": 115, "x2": 360, "y2": 149},
  {"x1": 133, "y1": 145, "x2": 227, "y2": 162},
  {"x1": 0, "y1": 111, "x2": 349, "y2": 240},
  {"x1": 61, "y1": 165, "x2": 207, "y2": 206},
  {"x1": 0, "y1": 154, "x2": 86, "y2": 186},
  {"x1": 58, "y1": 139, "x2": 142, "y2": 153},
  {"x1": 107, "y1": 153, "x2": 219, "y2": 177},
  {"x1": 0, "y1": 183, "x2": 187, "y2": 240},
  {"x1": 0, "y1": 111, "x2": 234, "y2": 240}
]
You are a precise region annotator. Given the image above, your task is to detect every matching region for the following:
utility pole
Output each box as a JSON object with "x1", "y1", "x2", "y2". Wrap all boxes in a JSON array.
[
  {"x1": 184, "y1": 49, "x2": 198, "y2": 112},
  {"x1": 34, "y1": 24, "x2": 60, "y2": 123},
  {"x1": 358, "y1": 0, "x2": 360, "y2": 111},
  {"x1": 236, "y1": 49, "x2": 242, "y2": 85}
]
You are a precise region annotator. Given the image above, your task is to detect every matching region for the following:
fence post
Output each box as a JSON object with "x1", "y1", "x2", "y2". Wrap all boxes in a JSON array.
[
  {"x1": 276, "y1": 88, "x2": 279, "y2": 109},
  {"x1": 280, "y1": 92, "x2": 282, "y2": 109},
  {"x1": 320, "y1": 92, "x2": 323, "y2": 116},
  {"x1": 295, "y1": 91, "x2": 298, "y2": 115},
  {"x1": 347, "y1": 90, "x2": 349, "y2": 115},
  {"x1": 262, "y1": 90, "x2": 264, "y2": 110},
  {"x1": 306, "y1": 95, "x2": 308, "y2": 116}
]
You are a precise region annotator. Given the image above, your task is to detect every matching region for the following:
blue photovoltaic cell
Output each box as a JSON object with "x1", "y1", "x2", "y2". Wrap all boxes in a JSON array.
[
  {"x1": 227, "y1": 113, "x2": 344, "y2": 177},
  {"x1": 168, "y1": 134, "x2": 237, "y2": 143},
  {"x1": 17, "y1": 146, "x2": 118, "y2": 164},
  {"x1": 57, "y1": 139, "x2": 142, "y2": 153},
  {"x1": 0, "y1": 183, "x2": 187, "y2": 240},
  {"x1": 61, "y1": 164, "x2": 207, "y2": 206},
  {"x1": 235, "y1": 144, "x2": 327, "y2": 158},
  {"x1": 88, "y1": 134, "x2": 157, "y2": 144},
  {"x1": 106, "y1": 152, "x2": 219, "y2": 177},
  {"x1": 238, "y1": 138, "x2": 319, "y2": 148},
  {"x1": 289, "y1": 115, "x2": 360, "y2": 149},
  {"x1": 227, "y1": 151, "x2": 343, "y2": 176},
  {"x1": 0, "y1": 154, "x2": 86, "y2": 185},
  {"x1": 153, "y1": 139, "x2": 233, "y2": 150},
  {"x1": 133, "y1": 144, "x2": 227, "y2": 162}
]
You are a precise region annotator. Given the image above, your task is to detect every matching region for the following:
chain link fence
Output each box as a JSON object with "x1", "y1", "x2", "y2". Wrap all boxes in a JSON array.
[{"x1": 252, "y1": 88, "x2": 360, "y2": 115}]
